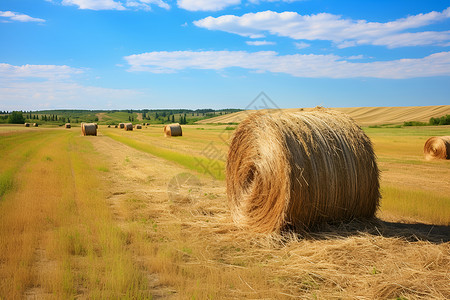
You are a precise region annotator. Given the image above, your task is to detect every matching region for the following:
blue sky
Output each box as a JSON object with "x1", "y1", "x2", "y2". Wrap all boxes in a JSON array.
[{"x1": 1, "y1": 0, "x2": 449, "y2": 110}]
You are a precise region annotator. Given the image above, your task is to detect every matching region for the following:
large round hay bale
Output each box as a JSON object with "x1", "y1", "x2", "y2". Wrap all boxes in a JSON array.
[
  {"x1": 119, "y1": 123, "x2": 125, "y2": 129},
  {"x1": 424, "y1": 136, "x2": 450, "y2": 160},
  {"x1": 226, "y1": 109, "x2": 380, "y2": 233},
  {"x1": 164, "y1": 123, "x2": 182, "y2": 137},
  {"x1": 114, "y1": 125, "x2": 118, "y2": 128},
  {"x1": 82, "y1": 123, "x2": 97, "y2": 136},
  {"x1": 136, "y1": 124, "x2": 142, "y2": 129},
  {"x1": 65, "y1": 123, "x2": 71, "y2": 129},
  {"x1": 125, "y1": 123, "x2": 133, "y2": 131},
  {"x1": 33, "y1": 123, "x2": 38, "y2": 127},
  {"x1": 24, "y1": 123, "x2": 30, "y2": 127}
]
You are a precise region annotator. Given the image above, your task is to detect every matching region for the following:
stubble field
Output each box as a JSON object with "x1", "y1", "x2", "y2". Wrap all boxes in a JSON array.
[{"x1": 0, "y1": 122, "x2": 449, "y2": 299}]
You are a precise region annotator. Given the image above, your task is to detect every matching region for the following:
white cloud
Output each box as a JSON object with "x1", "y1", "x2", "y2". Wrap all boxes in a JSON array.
[
  {"x1": 194, "y1": 8, "x2": 450, "y2": 48},
  {"x1": 0, "y1": 11, "x2": 45, "y2": 23},
  {"x1": 294, "y1": 42, "x2": 310, "y2": 49},
  {"x1": 347, "y1": 55, "x2": 364, "y2": 60},
  {"x1": 177, "y1": 0, "x2": 240, "y2": 12},
  {"x1": 62, "y1": 0, "x2": 126, "y2": 10},
  {"x1": 246, "y1": 40, "x2": 276, "y2": 46},
  {"x1": 0, "y1": 63, "x2": 141, "y2": 110},
  {"x1": 124, "y1": 50, "x2": 450, "y2": 79},
  {"x1": 60, "y1": 0, "x2": 169, "y2": 10},
  {"x1": 0, "y1": 63, "x2": 82, "y2": 80}
]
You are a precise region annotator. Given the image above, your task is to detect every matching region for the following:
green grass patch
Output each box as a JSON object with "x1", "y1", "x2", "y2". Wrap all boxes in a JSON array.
[
  {"x1": 0, "y1": 170, "x2": 14, "y2": 200},
  {"x1": 104, "y1": 132, "x2": 225, "y2": 180},
  {"x1": 380, "y1": 185, "x2": 450, "y2": 225}
]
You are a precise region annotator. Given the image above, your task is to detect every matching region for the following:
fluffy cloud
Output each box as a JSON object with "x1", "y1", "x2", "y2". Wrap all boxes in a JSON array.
[
  {"x1": 0, "y1": 63, "x2": 82, "y2": 80},
  {"x1": 0, "y1": 11, "x2": 45, "y2": 22},
  {"x1": 294, "y1": 42, "x2": 310, "y2": 49},
  {"x1": 194, "y1": 8, "x2": 450, "y2": 48},
  {"x1": 246, "y1": 40, "x2": 276, "y2": 46},
  {"x1": 0, "y1": 63, "x2": 140, "y2": 110},
  {"x1": 124, "y1": 50, "x2": 450, "y2": 79},
  {"x1": 60, "y1": 0, "x2": 169, "y2": 10},
  {"x1": 177, "y1": 0, "x2": 240, "y2": 11}
]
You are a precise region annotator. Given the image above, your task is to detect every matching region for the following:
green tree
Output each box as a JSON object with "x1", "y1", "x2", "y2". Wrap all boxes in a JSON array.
[
  {"x1": 8, "y1": 111, "x2": 26, "y2": 124},
  {"x1": 171, "y1": 115, "x2": 175, "y2": 122}
]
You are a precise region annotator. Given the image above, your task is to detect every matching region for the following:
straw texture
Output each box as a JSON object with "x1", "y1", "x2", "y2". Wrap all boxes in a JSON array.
[
  {"x1": 125, "y1": 123, "x2": 133, "y2": 131},
  {"x1": 424, "y1": 136, "x2": 450, "y2": 160},
  {"x1": 164, "y1": 123, "x2": 182, "y2": 137},
  {"x1": 226, "y1": 108, "x2": 380, "y2": 233},
  {"x1": 82, "y1": 123, "x2": 97, "y2": 136}
]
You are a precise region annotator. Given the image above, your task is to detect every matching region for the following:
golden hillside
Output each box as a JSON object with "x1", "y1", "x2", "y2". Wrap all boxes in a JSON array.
[{"x1": 197, "y1": 105, "x2": 450, "y2": 126}]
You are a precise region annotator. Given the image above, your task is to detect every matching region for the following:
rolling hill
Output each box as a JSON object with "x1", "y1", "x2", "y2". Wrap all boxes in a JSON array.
[{"x1": 196, "y1": 105, "x2": 450, "y2": 126}]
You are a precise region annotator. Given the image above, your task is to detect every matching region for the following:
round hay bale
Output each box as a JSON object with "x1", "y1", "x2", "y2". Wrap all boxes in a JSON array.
[
  {"x1": 94, "y1": 123, "x2": 98, "y2": 129},
  {"x1": 82, "y1": 123, "x2": 97, "y2": 136},
  {"x1": 107, "y1": 125, "x2": 111, "y2": 128},
  {"x1": 119, "y1": 123, "x2": 125, "y2": 129},
  {"x1": 226, "y1": 109, "x2": 380, "y2": 233},
  {"x1": 24, "y1": 123, "x2": 30, "y2": 127},
  {"x1": 114, "y1": 125, "x2": 118, "y2": 128},
  {"x1": 424, "y1": 136, "x2": 450, "y2": 160},
  {"x1": 65, "y1": 123, "x2": 71, "y2": 129},
  {"x1": 164, "y1": 123, "x2": 182, "y2": 137},
  {"x1": 124, "y1": 123, "x2": 133, "y2": 131},
  {"x1": 136, "y1": 124, "x2": 142, "y2": 129},
  {"x1": 33, "y1": 123, "x2": 38, "y2": 127}
]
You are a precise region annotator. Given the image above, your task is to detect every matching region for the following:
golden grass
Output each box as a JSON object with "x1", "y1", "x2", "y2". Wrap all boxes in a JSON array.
[
  {"x1": 379, "y1": 185, "x2": 450, "y2": 225},
  {"x1": 0, "y1": 124, "x2": 449, "y2": 299},
  {"x1": 0, "y1": 130, "x2": 149, "y2": 298}
]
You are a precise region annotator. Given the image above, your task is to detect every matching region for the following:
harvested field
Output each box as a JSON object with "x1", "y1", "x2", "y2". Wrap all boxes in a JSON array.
[
  {"x1": 197, "y1": 105, "x2": 450, "y2": 126},
  {"x1": 0, "y1": 119, "x2": 449, "y2": 299}
]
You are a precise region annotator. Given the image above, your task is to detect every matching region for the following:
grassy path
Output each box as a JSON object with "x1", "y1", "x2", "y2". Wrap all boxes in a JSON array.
[
  {"x1": 0, "y1": 130, "x2": 150, "y2": 298},
  {"x1": 104, "y1": 130, "x2": 226, "y2": 180}
]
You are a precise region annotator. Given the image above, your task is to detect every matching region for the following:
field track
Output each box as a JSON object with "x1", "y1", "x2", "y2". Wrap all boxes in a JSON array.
[{"x1": 0, "y1": 124, "x2": 449, "y2": 299}]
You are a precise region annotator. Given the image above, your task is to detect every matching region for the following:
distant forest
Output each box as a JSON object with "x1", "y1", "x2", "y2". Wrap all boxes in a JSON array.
[{"x1": 0, "y1": 109, "x2": 242, "y2": 125}]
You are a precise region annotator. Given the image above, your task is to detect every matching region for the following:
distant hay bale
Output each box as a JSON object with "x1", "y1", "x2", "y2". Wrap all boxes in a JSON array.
[
  {"x1": 107, "y1": 125, "x2": 111, "y2": 128},
  {"x1": 136, "y1": 124, "x2": 142, "y2": 129},
  {"x1": 226, "y1": 108, "x2": 380, "y2": 233},
  {"x1": 65, "y1": 123, "x2": 71, "y2": 129},
  {"x1": 114, "y1": 125, "x2": 118, "y2": 128},
  {"x1": 33, "y1": 123, "x2": 38, "y2": 127},
  {"x1": 125, "y1": 123, "x2": 133, "y2": 131},
  {"x1": 145, "y1": 123, "x2": 149, "y2": 126},
  {"x1": 119, "y1": 123, "x2": 125, "y2": 129},
  {"x1": 82, "y1": 123, "x2": 97, "y2": 136},
  {"x1": 164, "y1": 123, "x2": 182, "y2": 137},
  {"x1": 24, "y1": 123, "x2": 30, "y2": 127},
  {"x1": 424, "y1": 136, "x2": 450, "y2": 160}
]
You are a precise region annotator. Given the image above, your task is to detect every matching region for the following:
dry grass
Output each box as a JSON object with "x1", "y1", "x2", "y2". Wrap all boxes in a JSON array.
[
  {"x1": 0, "y1": 124, "x2": 449, "y2": 299},
  {"x1": 0, "y1": 130, "x2": 149, "y2": 298}
]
